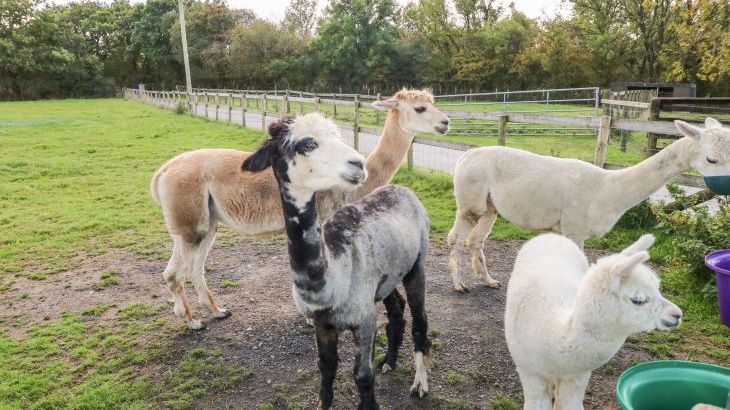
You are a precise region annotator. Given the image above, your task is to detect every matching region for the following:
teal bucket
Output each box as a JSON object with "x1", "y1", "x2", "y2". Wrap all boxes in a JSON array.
[
  {"x1": 616, "y1": 360, "x2": 730, "y2": 410},
  {"x1": 704, "y1": 175, "x2": 730, "y2": 195}
]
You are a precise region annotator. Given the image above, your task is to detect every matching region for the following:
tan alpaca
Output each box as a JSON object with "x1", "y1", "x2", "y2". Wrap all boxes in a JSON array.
[{"x1": 151, "y1": 89, "x2": 449, "y2": 329}]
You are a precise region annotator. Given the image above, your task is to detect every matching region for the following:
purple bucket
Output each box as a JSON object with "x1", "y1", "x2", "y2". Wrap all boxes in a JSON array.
[{"x1": 705, "y1": 250, "x2": 730, "y2": 328}]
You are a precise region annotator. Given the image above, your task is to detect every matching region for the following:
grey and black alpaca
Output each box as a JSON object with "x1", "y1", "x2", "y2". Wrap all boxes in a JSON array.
[{"x1": 242, "y1": 114, "x2": 432, "y2": 409}]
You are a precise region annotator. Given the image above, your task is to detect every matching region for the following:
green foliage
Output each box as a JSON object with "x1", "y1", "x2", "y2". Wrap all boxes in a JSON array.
[
  {"x1": 3, "y1": 0, "x2": 730, "y2": 96},
  {"x1": 489, "y1": 392, "x2": 519, "y2": 410},
  {"x1": 219, "y1": 279, "x2": 239, "y2": 288},
  {"x1": 96, "y1": 270, "x2": 120, "y2": 290}
]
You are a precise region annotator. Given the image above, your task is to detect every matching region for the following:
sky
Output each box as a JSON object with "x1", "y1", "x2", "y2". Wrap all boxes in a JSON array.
[{"x1": 50, "y1": 0, "x2": 569, "y2": 21}]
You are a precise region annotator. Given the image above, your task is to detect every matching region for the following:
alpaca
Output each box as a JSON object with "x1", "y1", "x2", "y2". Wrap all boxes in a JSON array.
[
  {"x1": 243, "y1": 114, "x2": 432, "y2": 409},
  {"x1": 448, "y1": 117, "x2": 730, "y2": 291},
  {"x1": 151, "y1": 89, "x2": 448, "y2": 329},
  {"x1": 505, "y1": 233, "x2": 682, "y2": 410}
]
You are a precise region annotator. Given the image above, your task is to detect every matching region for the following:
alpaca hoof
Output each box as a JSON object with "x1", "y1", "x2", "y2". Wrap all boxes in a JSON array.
[
  {"x1": 486, "y1": 280, "x2": 501, "y2": 289},
  {"x1": 213, "y1": 309, "x2": 232, "y2": 319},
  {"x1": 381, "y1": 363, "x2": 392, "y2": 374},
  {"x1": 305, "y1": 317, "x2": 315, "y2": 327},
  {"x1": 188, "y1": 320, "x2": 206, "y2": 330},
  {"x1": 317, "y1": 399, "x2": 332, "y2": 410},
  {"x1": 410, "y1": 378, "x2": 429, "y2": 398},
  {"x1": 454, "y1": 283, "x2": 470, "y2": 293}
]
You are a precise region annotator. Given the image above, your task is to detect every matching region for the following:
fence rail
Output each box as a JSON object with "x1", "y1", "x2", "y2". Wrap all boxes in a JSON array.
[{"x1": 123, "y1": 87, "x2": 706, "y2": 189}]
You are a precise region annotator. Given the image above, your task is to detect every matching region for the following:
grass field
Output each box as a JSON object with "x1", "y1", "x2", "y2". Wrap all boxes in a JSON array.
[{"x1": 1, "y1": 98, "x2": 727, "y2": 409}]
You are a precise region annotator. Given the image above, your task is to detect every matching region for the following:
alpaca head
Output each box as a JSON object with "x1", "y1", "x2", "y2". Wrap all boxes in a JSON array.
[
  {"x1": 372, "y1": 89, "x2": 450, "y2": 135},
  {"x1": 675, "y1": 117, "x2": 730, "y2": 176},
  {"x1": 243, "y1": 113, "x2": 367, "y2": 197},
  {"x1": 586, "y1": 234, "x2": 682, "y2": 334}
]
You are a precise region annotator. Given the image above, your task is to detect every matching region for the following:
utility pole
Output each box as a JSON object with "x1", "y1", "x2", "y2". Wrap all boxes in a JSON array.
[{"x1": 177, "y1": 0, "x2": 192, "y2": 94}]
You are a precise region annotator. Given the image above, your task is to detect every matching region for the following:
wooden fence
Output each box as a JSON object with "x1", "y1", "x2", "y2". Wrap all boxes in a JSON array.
[{"x1": 123, "y1": 87, "x2": 706, "y2": 188}]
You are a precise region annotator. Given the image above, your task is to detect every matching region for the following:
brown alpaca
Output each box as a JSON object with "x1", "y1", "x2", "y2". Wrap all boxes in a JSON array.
[{"x1": 151, "y1": 89, "x2": 449, "y2": 329}]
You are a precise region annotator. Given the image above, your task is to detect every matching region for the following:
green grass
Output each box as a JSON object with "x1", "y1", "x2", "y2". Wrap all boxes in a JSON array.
[{"x1": 0, "y1": 98, "x2": 265, "y2": 277}]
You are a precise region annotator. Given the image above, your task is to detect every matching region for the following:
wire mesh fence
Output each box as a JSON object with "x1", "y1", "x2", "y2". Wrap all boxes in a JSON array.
[{"x1": 123, "y1": 87, "x2": 707, "y2": 187}]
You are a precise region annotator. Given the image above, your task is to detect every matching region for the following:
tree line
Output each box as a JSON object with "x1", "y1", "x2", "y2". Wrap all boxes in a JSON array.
[{"x1": 1, "y1": 0, "x2": 728, "y2": 100}]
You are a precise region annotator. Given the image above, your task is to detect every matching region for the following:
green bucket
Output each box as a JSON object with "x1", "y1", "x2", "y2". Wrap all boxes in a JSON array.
[
  {"x1": 616, "y1": 360, "x2": 730, "y2": 410},
  {"x1": 704, "y1": 175, "x2": 730, "y2": 195}
]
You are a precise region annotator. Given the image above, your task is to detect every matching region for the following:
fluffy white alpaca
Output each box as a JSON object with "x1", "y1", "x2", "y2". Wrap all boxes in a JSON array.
[
  {"x1": 448, "y1": 117, "x2": 730, "y2": 291},
  {"x1": 505, "y1": 233, "x2": 682, "y2": 410}
]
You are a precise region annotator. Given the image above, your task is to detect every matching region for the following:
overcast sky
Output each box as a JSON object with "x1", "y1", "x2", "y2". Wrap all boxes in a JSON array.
[{"x1": 50, "y1": 0, "x2": 569, "y2": 21}]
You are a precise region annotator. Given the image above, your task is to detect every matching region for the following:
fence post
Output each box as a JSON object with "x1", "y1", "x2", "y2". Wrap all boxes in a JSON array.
[
  {"x1": 353, "y1": 96, "x2": 360, "y2": 151},
  {"x1": 240, "y1": 95, "x2": 246, "y2": 127},
  {"x1": 594, "y1": 115, "x2": 611, "y2": 167},
  {"x1": 498, "y1": 114, "x2": 508, "y2": 146},
  {"x1": 214, "y1": 93, "x2": 220, "y2": 121},
  {"x1": 204, "y1": 91, "x2": 208, "y2": 118},
  {"x1": 300, "y1": 91, "x2": 304, "y2": 114},
  {"x1": 284, "y1": 89, "x2": 290, "y2": 114},
  {"x1": 646, "y1": 98, "x2": 661, "y2": 157},
  {"x1": 407, "y1": 143, "x2": 414, "y2": 170},
  {"x1": 332, "y1": 95, "x2": 337, "y2": 117},
  {"x1": 227, "y1": 92, "x2": 233, "y2": 123},
  {"x1": 375, "y1": 93, "x2": 381, "y2": 125},
  {"x1": 314, "y1": 93, "x2": 320, "y2": 112},
  {"x1": 262, "y1": 93, "x2": 268, "y2": 132}
]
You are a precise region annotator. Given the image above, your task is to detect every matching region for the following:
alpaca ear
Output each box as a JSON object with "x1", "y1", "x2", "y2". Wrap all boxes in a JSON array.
[
  {"x1": 621, "y1": 234, "x2": 655, "y2": 256},
  {"x1": 372, "y1": 99, "x2": 399, "y2": 111},
  {"x1": 242, "y1": 139, "x2": 274, "y2": 172},
  {"x1": 705, "y1": 117, "x2": 723, "y2": 129},
  {"x1": 675, "y1": 120, "x2": 703, "y2": 140},
  {"x1": 612, "y1": 251, "x2": 650, "y2": 278}
]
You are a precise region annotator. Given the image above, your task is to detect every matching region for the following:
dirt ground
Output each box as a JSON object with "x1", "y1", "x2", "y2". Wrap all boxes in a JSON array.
[{"x1": 1, "y1": 237, "x2": 654, "y2": 409}]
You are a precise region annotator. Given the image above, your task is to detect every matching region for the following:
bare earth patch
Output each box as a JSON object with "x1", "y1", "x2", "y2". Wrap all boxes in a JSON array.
[{"x1": 0, "y1": 238, "x2": 654, "y2": 409}]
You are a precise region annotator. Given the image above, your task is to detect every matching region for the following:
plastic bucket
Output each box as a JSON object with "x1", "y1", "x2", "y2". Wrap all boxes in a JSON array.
[
  {"x1": 616, "y1": 360, "x2": 730, "y2": 410},
  {"x1": 705, "y1": 249, "x2": 730, "y2": 327},
  {"x1": 704, "y1": 175, "x2": 730, "y2": 195}
]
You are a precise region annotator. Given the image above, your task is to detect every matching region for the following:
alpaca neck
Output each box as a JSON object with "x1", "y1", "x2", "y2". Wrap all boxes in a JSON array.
[
  {"x1": 279, "y1": 187, "x2": 330, "y2": 297},
  {"x1": 606, "y1": 137, "x2": 697, "y2": 210},
  {"x1": 356, "y1": 110, "x2": 414, "y2": 197},
  {"x1": 561, "y1": 280, "x2": 629, "y2": 370}
]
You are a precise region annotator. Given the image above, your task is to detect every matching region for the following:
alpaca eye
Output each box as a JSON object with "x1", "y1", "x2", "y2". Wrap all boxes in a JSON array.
[
  {"x1": 296, "y1": 137, "x2": 319, "y2": 154},
  {"x1": 631, "y1": 297, "x2": 647, "y2": 306},
  {"x1": 706, "y1": 156, "x2": 718, "y2": 164},
  {"x1": 414, "y1": 106, "x2": 426, "y2": 113}
]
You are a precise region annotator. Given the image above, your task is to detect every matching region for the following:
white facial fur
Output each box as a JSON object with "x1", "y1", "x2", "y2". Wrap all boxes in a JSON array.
[
  {"x1": 285, "y1": 113, "x2": 367, "y2": 194},
  {"x1": 675, "y1": 117, "x2": 730, "y2": 176},
  {"x1": 590, "y1": 234, "x2": 682, "y2": 334},
  {"x1": 372, "y1": 95, "x2": 450, "y2": 135}
]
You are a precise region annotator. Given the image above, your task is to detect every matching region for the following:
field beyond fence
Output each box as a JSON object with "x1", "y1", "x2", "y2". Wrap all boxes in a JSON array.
[{"x1": 125, "y1": 87, "x2": 707, "y2": 189}]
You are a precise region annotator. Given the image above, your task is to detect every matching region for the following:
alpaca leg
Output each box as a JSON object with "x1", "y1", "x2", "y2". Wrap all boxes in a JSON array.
[
  {"x1": 378, "y1": 289, "x2": 406, "y2": 374},
  {"x1": 352, "y1": 318, "x2": 379, "y2": 409},
  {"x1": 315, "y1": 320, "x2": 339, "y2": 410},
  {"x1": 466, "y1": 204, "x2": 500, "y2": 288},
  {"x1": 518, "y1": 369, "x2": 552, "y2": 410},
  {"x1": 403, "y1": 256, "x2": 431, "y2": 398},
  {"x1": 163, "y1": 239, "x2": 203, "y2": 330},
  {"x1": 553, "y1": 373, "x2": 589, "y2": 410},
  {"x1": 189, "y1": 225, "x2": 231, "y2": 319},
  {"x1": 447, "y1": 212, "x2": 475, "y2": 293}
]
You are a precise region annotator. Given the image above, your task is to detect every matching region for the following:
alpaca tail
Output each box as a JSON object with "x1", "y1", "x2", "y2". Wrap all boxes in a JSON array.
[{"x1": 150, "y1": 166, "x2": 164, "y2": 206}]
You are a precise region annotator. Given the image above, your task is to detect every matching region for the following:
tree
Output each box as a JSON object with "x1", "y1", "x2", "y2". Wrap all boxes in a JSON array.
[
  {"x1": 661, "y1": 0, "x2": 730, "y2": 95},
  {"x1": 309, "y1": 0, "x2": 400, "y2": 89},
  {"x1": 283, "y1": 0, "x2": 317, "y2": 38}
]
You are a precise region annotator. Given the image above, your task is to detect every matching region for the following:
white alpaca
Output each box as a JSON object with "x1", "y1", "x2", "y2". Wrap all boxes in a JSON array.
[
  {"x1": 243, "y1": 114, "x2": 432, "y2": 409},
  {"x1": 448, "y1": 117, "x2": 730, "y2": 291},
  {"x1": 505, "y1": 233, "x2": 682, "y2": 410}
]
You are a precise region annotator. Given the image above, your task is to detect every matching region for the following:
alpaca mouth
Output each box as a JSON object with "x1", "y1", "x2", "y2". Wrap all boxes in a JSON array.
[
  {"x1": 341, "y1": 172, "x2": 365, "y2": 185},
  {"x1": 435, "y1": 126, "x2": 448, "y2": 135},
  {"x1": 660, "y1": 318, "x2": 680, "y2": 329}
]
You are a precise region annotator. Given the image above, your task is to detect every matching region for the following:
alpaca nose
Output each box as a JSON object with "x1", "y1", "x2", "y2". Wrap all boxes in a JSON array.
[
  {"x1": 672, "y1": 312, "x2": 682, "y2": 320},
  {"x1": 348, "y1": 159, "x2": 364, "y2": 170},
  {"x1": 441, "y1": 119, "x2": 449, "y2": 126}
]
